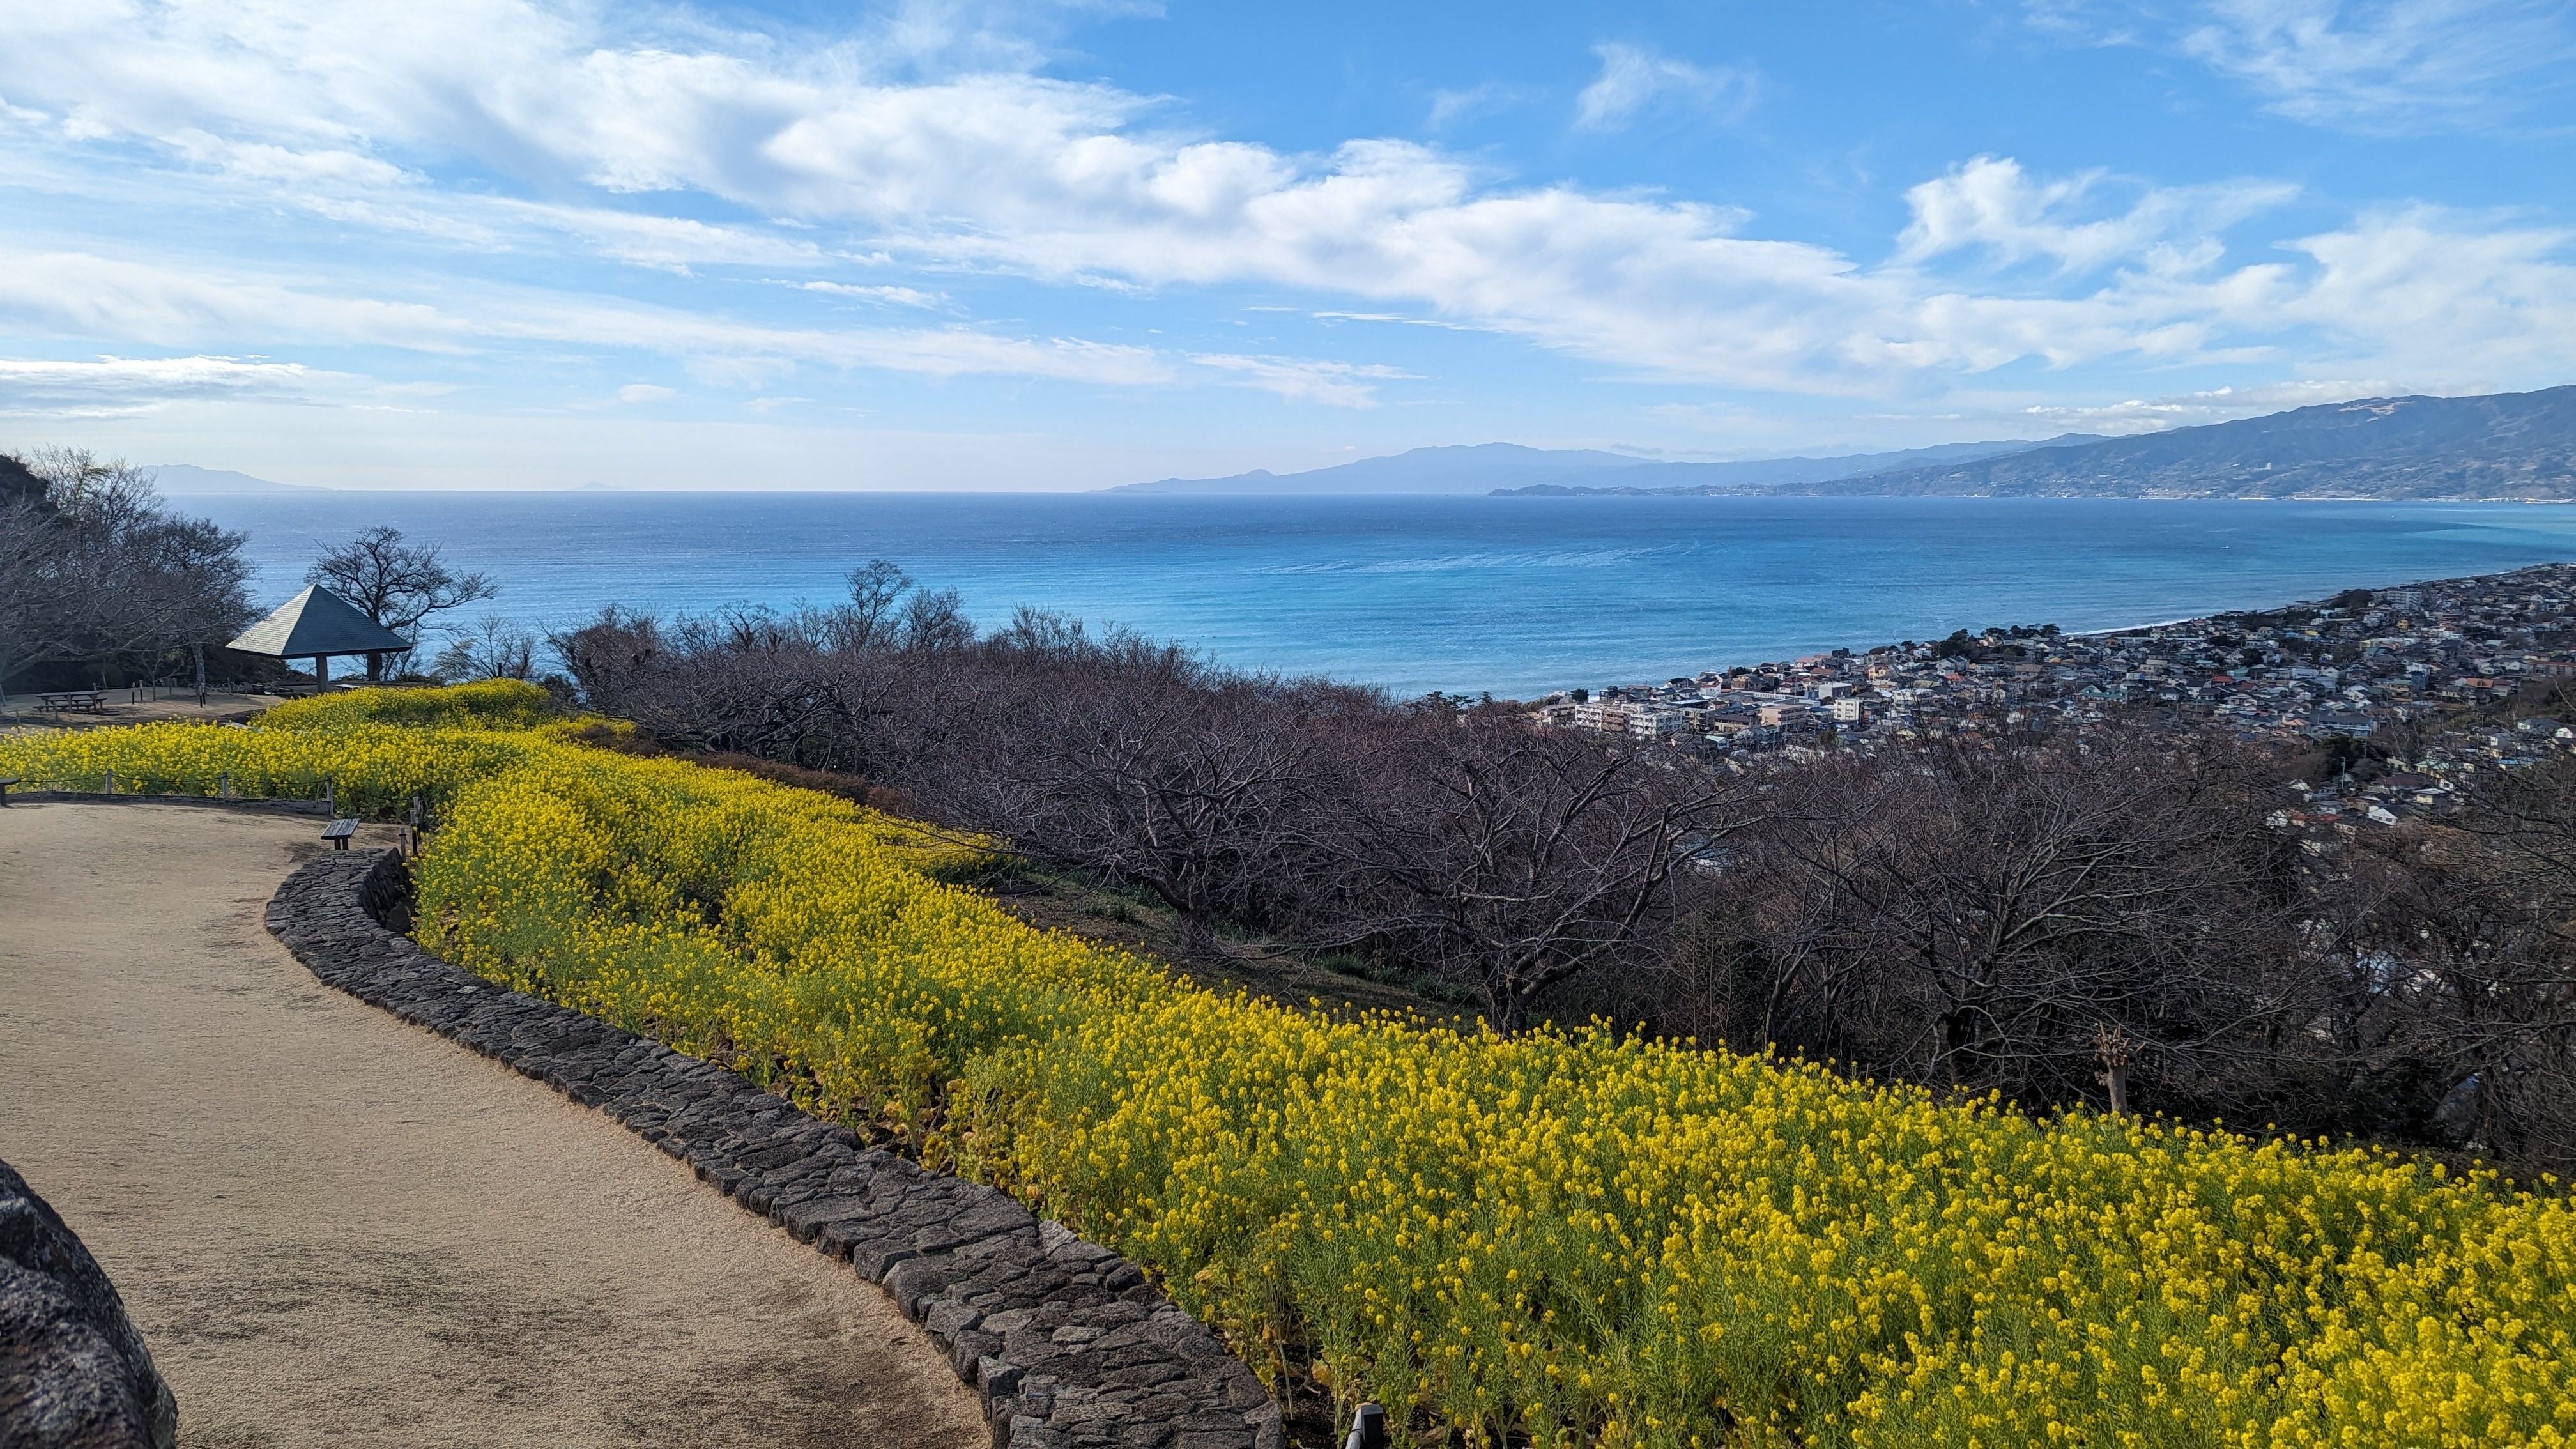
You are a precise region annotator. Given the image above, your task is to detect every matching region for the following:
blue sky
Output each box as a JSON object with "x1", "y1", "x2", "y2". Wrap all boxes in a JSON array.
[{"x1": 3, "y1": 0, "x2": 2573, "y2": 489}]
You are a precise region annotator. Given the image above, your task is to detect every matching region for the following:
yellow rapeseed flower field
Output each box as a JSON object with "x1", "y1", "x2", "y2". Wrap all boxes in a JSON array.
[{"x1": 8, "y1": 681, "x2": 2572, "y2": 1446}]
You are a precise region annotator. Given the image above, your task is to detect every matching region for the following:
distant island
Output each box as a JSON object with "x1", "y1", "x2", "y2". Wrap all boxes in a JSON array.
[
  {"x1": 143, "y1": 464, "x2": 321, "y2": 495},
  {"x1": 1103, "y1": 385, "x2": 2576, "y2": 502}
]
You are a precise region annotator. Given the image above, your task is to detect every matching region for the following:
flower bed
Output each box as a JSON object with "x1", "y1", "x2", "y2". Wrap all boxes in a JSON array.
[{"x1": 7, "y1": 682, "x2": 2570, "y2": 1446}]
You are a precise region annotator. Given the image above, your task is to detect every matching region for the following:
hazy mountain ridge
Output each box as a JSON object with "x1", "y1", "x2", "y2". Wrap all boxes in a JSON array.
[
  {"x1": 1112, "y1": 436, "x2": 2097, "y2": 496},
  {"x1": 144, "y1": 464, "x2": 319, "y2": 494},
  {"x1": 1777, "y1": 387, "x2": 2576, "y2": 500}
]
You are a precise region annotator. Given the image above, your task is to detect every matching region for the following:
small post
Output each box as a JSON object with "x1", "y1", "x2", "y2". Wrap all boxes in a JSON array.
[
  {"x1": 0, "y1": 777, "x2": 17, "y2": 807},
  {"x1": 103, "y1": 767, "x2": 116, "y2": 795},
  {"x1": 326, "y1": 776, "x2": 336, "y2": 815},
  {"x1": 1344, "y1": 1402, "x2": 1390, "y2": 1449},
  {"x1": 2094, "y1": 1023, "x2": 2134, "y2": 1116},
  {"x1": 220, "y1": 771, "x2": 233, "y2": 802}
]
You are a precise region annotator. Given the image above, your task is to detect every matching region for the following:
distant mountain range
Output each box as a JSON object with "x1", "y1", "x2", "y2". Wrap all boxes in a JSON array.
[
  {"x1": 1107, "y1": 386, "x2": 2576, "y2": 501},
  {"x1": 1760, "y1": 386, "x2": 2576, "y2": 500},
  {"x1": 145, "y1": 464, "x2": 318, "y2": 494},
  {"x1": 1107, "y1": 436, "x2": 2104, "y2": 496}
]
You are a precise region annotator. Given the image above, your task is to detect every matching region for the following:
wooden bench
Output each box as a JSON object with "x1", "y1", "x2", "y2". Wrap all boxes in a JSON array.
[
  {"x1": 322, "y1": 818, "x2": 360, "y2": 851},
  {"x1": 36, "y1": 691, "x2": 107, "y2": 714}
]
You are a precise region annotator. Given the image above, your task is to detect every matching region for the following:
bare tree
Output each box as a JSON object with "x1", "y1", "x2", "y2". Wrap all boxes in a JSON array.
[
  {"x1": 1654, "y1": 732, "x2": 2306, "y2": 1115},
  {"x1": 1323, "y1": 717, "x2": 1756, "y2": 1034},
  {"x1": 307, "y1": 526, "x2": 496, "y2": 678},
  {"x1": 0, "y1": 450, "x2": 251, "y2": 703},
  {"x1": 432, "y1": 614, "x2": 539, "y2": 682},
  {"x1": 2310, "y1": 758, "x2": 2576, "y2": 1169},
  {"x1": 970, "y1": 663, "x2": 1330, "y2": 958}
]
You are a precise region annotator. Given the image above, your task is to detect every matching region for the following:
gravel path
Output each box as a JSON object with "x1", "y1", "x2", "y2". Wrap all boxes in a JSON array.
[{"x1": 0, "y1": 800, "x2": 987, "y2": 1448}]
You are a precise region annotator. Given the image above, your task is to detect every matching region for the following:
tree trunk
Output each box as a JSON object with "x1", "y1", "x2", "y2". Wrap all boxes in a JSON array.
[{"x1": 193, "y1": 643, "x2": 206, "y2": 705}]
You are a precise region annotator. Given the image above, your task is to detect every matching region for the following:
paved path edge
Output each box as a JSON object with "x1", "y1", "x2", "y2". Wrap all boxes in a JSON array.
[{"x1": 265, "y1": 850, "x2": 1281, "y2": 1449}]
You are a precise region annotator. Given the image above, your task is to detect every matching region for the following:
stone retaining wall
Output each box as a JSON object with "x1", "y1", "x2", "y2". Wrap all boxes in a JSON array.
[
  {"x1": 264, "y1": 850, "x2": 1280, "y2": 1449},
  {"x1": 0, "y1": 1158, "x2": 178, "y2": 1448}
]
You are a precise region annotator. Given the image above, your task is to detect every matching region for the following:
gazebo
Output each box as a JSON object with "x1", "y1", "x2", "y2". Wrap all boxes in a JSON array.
[{"x1": 226, "y1": 585, "x2": 412, "y2": 685}]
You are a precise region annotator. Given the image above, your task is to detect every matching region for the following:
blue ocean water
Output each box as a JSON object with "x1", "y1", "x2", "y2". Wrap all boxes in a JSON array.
[{"x1": 185, "y1": 493, "x2": 2576, "y2": 698}]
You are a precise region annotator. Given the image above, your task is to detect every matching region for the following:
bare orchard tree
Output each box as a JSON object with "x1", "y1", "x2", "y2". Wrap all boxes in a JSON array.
[
  {"x1": 550, "y1": 605, "x2": 664, "y2": 715},
  {"x1": 2310, "y1": 756, "x2": 2576, "y2": 1171},
  {"x1": 1653, "y1": 730, "x2": 2306, "y2": 1117},
  {"x1": 0, "y1": 450, "x2": 251, "y2": 703},
  {"x1": 0, "y1": 455, "x2": 52, "y2": 714},
  {"x1": 1321, "y1": 716, "x2": 1758, "y2": 1034},
  {"x1": 431, "y1": 614, "x2": 539, "y2": 682},
  {"x1": 307, "y1": 526, "x2": 496, "y2": 678},
  {"x1": 927, "y1": 636, "x2": 1334, "y2": 958}
]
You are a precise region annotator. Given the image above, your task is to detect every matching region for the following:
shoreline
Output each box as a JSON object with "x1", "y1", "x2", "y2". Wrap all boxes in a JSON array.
[{"x1": 1539, "y1": 559, "x2": 2576, "y2": 703}]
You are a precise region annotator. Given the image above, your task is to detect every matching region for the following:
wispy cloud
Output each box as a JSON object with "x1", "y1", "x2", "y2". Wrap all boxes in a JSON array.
[
  {"x1": 0, "y1": 1, "x2": 2570, "y2": 413},
  {"x1": 786, "y1": 280, "x2": 948, "y2": 307},
  {"x1": 2185, "y1": 0, "x2": 2576, "y2": 128},
  {"x1": 2034, "y1": 0, "x2": 2576, "y2": 130},
  {"x1": 2010, "y1": 378, "x2": 2409, "y2": 433},
  {"x1": 0, "y1": 354, "x2": 334, "y2": 416},
  {"x1": 1187, "y1": 353, "x2": 1416, "y2": 407},
  {"x1": 0, "y1": 249, "x2": 1175, "y2": 387},
  {"x1": 1896, "y1": 155, "x2": 2297, "y2": 273},
  {"x1": 1574, "y1": 43, "x2": 1759, "y2": 132},
  {"x1": 1427, "y1": 80, "x2": 1535, "y2": 130}
]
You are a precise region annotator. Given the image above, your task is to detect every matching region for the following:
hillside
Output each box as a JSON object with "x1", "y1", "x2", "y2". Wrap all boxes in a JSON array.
[{"x1": 1785, "y1": 386, "x2": 2576, "y2": 500}]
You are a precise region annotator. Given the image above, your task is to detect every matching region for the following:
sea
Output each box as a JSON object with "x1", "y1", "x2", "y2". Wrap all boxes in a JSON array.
[{"x1": 183, "y1": 492, "x2": 2576, "y2": 700}]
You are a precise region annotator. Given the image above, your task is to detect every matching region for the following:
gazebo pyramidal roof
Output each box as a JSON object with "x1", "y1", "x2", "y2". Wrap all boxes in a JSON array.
[{"x1": 226, "y1": 585, "x2": 412, "y2": 661}]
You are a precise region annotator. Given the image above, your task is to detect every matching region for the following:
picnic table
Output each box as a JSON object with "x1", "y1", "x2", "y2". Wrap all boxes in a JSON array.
[{"x1": 36, "y1": 691, "x2": 107, "y2": 714}]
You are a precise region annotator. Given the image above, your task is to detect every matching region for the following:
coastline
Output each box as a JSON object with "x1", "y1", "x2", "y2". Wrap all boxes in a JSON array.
[{"x1": 169, "y1": 492, "x2": 2576, "y2": 701}]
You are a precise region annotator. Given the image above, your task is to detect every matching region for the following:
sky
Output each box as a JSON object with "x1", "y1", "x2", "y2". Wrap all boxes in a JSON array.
[{"x1": 3, "y1": 0, "x2": 2574, "y2": 490}]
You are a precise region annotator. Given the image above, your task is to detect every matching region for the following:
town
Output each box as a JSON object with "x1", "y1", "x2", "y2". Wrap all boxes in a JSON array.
[{"x1": 1526, "y1": 562, "x2": 2576, "y2": 825}]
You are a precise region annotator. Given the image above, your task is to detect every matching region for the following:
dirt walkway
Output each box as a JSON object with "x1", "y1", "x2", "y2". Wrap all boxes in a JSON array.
[{"x1": 0, "y1": 801, "x2": 986, "y2": 1449}]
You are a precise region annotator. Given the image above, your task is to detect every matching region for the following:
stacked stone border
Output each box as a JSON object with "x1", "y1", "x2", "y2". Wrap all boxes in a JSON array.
[
  {"x1": 0, "y1": 1158, "x2": 180, "y2": 1448},
  {"x1": 266, "y1": 850, "x2": 1281, "y2": 1449}
]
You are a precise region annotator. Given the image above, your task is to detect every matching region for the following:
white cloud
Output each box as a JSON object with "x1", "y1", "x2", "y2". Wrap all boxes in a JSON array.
[
  {"x1": 0, "y1": 248, "x2": 1181, "y2": 390},
  {"x1": 2035, "y1": 1, "x2": 2576, "y2": 130},
  {"x1": 494, "y1": 204, "x2": 832, "y2": 271},
  {"x1": 0, "y1": 353, "x2": 331, "y2": 416},
  {"x1": 2184, "y1": 0, "x2": 2576, "y2": 126},
  {"x1": 164, "y1": 129, "x2": 419, "y2": 187},
  {"x1": 789, "y1": 280, "x2": 947, "y2": 307},
  {"x1": 1427, "y1": 81, "x2": 1534, "y2": 130},
  {"x1": 616, "y1": 383, "x2": 675, "y2": 402},
  {"x1": 2009, "y1": 378, "x2": 2409, "y2": 433},
  {"x1": 1896, "y1": 156, "x2": 2296, "y2": 273},
  {"x1": 1573, "y1": 43, "x2": 1758, "y2": 132},
  {"x1": 0, "y1": 3, "x2": 2570, "y2": 405},
  {"x1": 2274, "y1": 205, "x2": 2576, "y2": 372},
  {"x1": 1186, "y1": 353, "x2": 1414, "y2": 407},
  {"x1": 0, "y1": 251, "x2": 466, "y2": 351}
]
